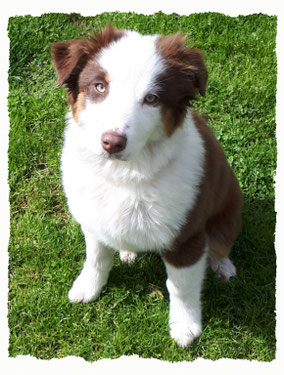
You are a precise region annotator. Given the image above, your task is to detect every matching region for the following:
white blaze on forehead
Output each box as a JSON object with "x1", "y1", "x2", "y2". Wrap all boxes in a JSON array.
[{"x1": 97, "y1": 31, "x2": 165, "y2": 99}]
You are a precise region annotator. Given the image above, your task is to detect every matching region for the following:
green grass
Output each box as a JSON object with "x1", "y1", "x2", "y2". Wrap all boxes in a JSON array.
[{"x1": 8, "y1": 12, "x2": 277, "y2": 361}]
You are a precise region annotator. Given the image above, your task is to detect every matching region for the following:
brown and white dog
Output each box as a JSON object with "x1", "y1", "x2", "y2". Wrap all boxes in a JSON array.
[{"x1": 52, "y1": 25, "x2": 242, "y2": 347}]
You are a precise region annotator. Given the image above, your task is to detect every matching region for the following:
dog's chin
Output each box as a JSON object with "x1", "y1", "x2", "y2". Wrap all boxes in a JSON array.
[{"x1": 100, "y1": 151, "x2": 128, "y2": 161}]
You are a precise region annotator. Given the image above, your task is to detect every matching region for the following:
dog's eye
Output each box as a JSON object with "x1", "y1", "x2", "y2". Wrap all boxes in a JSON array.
[
  {"x1": 144, "y1": 94, "x2": 159, "y2": 105},
  {"x1": 96, "y1": 83, "x2": 105, "y2": 93}
]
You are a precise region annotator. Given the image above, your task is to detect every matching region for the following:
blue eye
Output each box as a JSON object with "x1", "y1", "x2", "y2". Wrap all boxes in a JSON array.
[
  {"x1": 96, "y1": 83, "x2": 105, "y2": 93},
  {"x1": 144, "y1": 94, "x2": 159, "y2": 104}
]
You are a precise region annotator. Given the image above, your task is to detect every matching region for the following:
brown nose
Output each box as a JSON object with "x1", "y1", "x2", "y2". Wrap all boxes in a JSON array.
[{"x1": 101, "y1": 131, "x2": 127, "y2": 154}]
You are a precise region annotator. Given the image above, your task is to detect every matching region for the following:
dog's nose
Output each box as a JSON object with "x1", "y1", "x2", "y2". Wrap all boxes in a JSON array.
[{"x1": 101, "y1": 131, "x2": 127, "y2": 154}]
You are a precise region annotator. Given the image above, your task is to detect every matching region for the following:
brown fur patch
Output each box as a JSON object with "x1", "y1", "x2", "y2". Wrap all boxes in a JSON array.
[
  {"x1": 162, "y1": 113, "x2": 242, "y2": 267},
  {"x1": 72, "y1": 92, "x2": 85, "y2": 123},
  {"x1": 78, "y1": 63, "x2": 110, "y2": 104},
  {"x1": 105, "y1": 72, "x2": 110, "y2": 83},
  {"x1": 156, "y1": 34, "x2": 208, "y2": 136},
  {"x1": 162, "y1": 106, "x2": 187, "y2": 136},
  {"x1": 156, "y1": 34, "x2": 208, "y2": 97},
  {"x1": 163, "y1": 231, "x2": 206, "y2": 268}
]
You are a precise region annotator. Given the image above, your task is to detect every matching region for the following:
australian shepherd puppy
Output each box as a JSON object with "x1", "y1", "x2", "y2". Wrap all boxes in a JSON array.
[{"x1": 52, "y1": 25, "x2": 242, "y2": 347}]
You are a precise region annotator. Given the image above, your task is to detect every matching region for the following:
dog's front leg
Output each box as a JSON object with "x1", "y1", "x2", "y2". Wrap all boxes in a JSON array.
[
  {"x1": 163, "y1": 244, "x2": 207, "y2": 347},
  {"x1": 68, "y1": 227, "x2": 114, "y2": 303}
]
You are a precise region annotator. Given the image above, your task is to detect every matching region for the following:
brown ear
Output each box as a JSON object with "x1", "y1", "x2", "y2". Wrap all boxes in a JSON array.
[
  {"x1": 157, "y1": 33, "x2": 208, "y2": 99},
  {"x1": 51, "y1": 38, "x2": 92, "y2": 88},
  {"x1": 51, "y1": 25, "x2": 125, "y2": 90},
  {"x1": 183, "y1": 48, "x2": 208, "y2": 97}
]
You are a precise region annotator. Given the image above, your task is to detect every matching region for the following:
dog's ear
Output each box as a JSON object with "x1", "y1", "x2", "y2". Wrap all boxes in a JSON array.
[
  {"x1": 182, "y1": 48, "x2": 208, "y2": 98},
  {"x1": 51, "y1": 25, "x2": 125, "y2": 90},
  {"x1": 51, "y1": 38, "x2": 92, "y2": 89},
  {"x1": 157, "y1": 33, "x2": 208, "y2": 99}
]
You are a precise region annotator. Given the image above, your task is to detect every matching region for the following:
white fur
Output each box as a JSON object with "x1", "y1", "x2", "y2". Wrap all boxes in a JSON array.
[
  {"x1": 209, "y1": 257, "x2": 237, "y2": 281},
  {"x1": 164, "y1": 249, "x2": 208, "y2": 347},
  {"x1": 61, "y1": 113, "x2": 204, "y2": 253},
  {"x1": 61, "y1": 32, "x2": 207, "y2": 346},
  {"x1": 119, "y1": 250, "x2": 138, "y2": 264},
  {"x1": 68, "y1": 227, "x2": 114, "y2": 303}
]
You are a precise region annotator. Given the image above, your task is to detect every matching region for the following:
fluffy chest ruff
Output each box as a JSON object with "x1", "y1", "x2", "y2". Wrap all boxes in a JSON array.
[{"x1": 61, "y1": 112, "x2": 204, "y2": 253}]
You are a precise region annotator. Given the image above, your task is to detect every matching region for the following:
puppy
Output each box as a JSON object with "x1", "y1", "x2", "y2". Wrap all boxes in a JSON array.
[{"x1": 52, "y1": 25, "x2": 242, "y2": 347}]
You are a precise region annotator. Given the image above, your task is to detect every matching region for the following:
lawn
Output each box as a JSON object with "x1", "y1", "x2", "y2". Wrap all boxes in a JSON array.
[{"x1": 8, "y1": 12, "x2": 277, "y2": 362}]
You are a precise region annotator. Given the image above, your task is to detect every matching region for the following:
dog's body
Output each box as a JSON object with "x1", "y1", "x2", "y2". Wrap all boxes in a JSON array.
[{"x1": 52, "y1": 26, "x2": 242, "y2": 347}]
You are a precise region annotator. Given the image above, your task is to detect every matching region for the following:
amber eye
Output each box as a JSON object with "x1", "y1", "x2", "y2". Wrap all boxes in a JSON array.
[
  {"x1": 144, "y1": 93, "x2": 159, "y2": 104},
  {"x1": 96, "y1": 83, "x2": 105, "y2": 93}
]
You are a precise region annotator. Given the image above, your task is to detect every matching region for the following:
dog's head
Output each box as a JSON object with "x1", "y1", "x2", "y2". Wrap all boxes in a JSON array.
[{"x1": 52, "y1": 25, "x2": 207, "y2": 161}]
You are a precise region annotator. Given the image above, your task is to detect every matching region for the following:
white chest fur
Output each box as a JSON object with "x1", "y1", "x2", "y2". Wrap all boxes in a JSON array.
[{"x1": 61, "y1": 114, "x2": 205, "y2": 253}]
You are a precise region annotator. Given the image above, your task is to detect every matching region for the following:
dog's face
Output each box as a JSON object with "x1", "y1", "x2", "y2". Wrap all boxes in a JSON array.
[{"x1": 52, "y1": 26, "x2": 207, "y2": 161}]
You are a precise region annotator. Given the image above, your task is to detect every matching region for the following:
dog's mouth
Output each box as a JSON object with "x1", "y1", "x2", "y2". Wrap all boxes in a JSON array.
[{"x1": 101, "y1": 151, "x2": 127, "y2": 161}]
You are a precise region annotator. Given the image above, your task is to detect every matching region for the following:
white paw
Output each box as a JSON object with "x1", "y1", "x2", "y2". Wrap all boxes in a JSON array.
[
  {"x1": 119, "y1": 250, "x2": 138, "y2": 264},
  {"x1": 170, "y1": 320, "x2": 202, "y2": 347},
  {"x1": 209, "y1": 257, "x2": 237, "y2": 281},
  {"x1": 68, "y1": 274, "x2": 102, "y2": 303}
]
